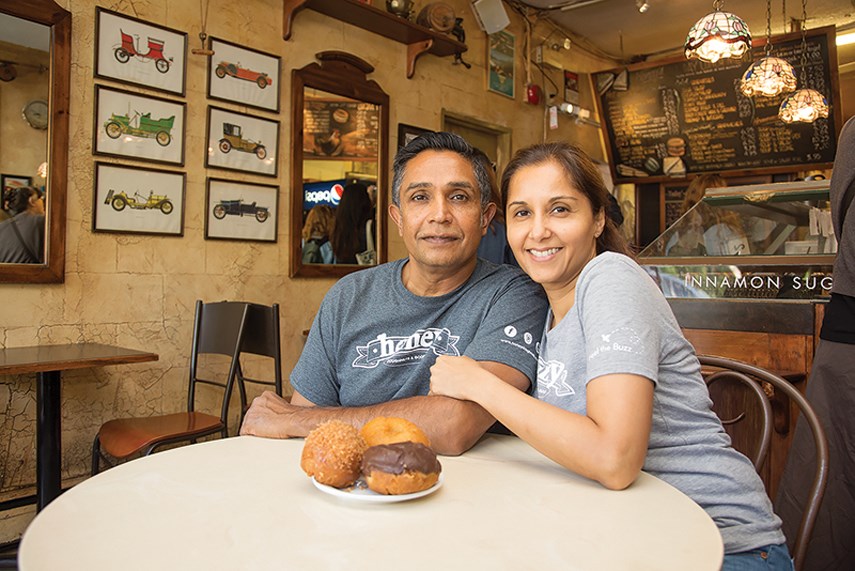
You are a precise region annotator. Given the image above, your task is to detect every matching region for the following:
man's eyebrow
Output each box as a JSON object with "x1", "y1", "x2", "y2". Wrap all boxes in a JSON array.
[{"x1": 404, "y1": 182, "x2": 433, "y2": 192}]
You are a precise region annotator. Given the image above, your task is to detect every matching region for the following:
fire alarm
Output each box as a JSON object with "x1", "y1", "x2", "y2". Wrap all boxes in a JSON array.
[{"x1": 526, "y1": 84, "x2": 542, "y2": 105}]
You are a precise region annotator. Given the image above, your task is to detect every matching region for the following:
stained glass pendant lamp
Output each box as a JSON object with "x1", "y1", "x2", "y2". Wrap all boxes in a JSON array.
[
  {"x1": 685, "y1": 0, "x2": 752, "y2": 63},
  {"x1": 739, "y1": 0, "x2": 796, "y2": 97},
  {"x1": 778, "y1": 0, "x2": 829, "y2": 123}
]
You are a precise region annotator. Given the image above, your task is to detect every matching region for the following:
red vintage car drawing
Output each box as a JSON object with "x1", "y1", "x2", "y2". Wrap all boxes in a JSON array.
[{"x1": 215, "y1": 61, "x2": 272, "y2": 89}]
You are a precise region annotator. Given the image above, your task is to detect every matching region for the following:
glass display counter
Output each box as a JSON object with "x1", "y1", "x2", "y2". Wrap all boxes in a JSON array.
[
  {"x1": 639, "y1": 180, "x2": 837, "y2": 496},
  {"x1": 639, "y1": 180, "x2": 835, "y2": 300}
]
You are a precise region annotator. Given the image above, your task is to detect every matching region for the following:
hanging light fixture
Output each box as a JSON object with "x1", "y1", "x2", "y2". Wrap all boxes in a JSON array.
[
  {"x1": 685, "y1": 0, "x2": 752, "y2": 63},
  {"x1": 739, "y1": 0, "x2": 796, "y2": 97},
  {"x1": 779, "y1": 0, "x2": 829, "y2": 123}
]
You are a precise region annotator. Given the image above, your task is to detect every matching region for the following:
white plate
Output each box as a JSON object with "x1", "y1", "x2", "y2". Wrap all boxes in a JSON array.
[{"x1": 311, "y1": 473, "x2": 443, "y2": 503}]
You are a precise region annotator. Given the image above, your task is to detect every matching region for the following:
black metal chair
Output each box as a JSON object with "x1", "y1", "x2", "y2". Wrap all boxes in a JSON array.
[
  {"x1": 699, "y1": 355, "x2": 829, "y2": 571},
  {"x1": 91, "y1": 300, "x2": 249, "y2": 474},
  {"x1": 236, "y1": 302, "x2": 283, "y2": 423}
]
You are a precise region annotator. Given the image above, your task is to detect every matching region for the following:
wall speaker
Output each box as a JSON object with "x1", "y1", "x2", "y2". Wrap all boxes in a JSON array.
[{"x1": 471, "y1": 0, "x2": 510, "y2": 35}]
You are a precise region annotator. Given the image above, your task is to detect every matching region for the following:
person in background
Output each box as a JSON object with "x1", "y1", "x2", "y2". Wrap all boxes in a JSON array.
[
  {"x1": 330, "y1": 182, "x2": 373, "y2": 264},
  {"x1": 301, "y1": 204, "x2": 335, "y2": 264},
  {"x1": 776, "y1": 116, "x2": 855, "y2": 570},
  {"x1": 0, "y1": 186, "x2": 45, "y2": 263},
  {"x1": 241, "y1": 132, "x2": 548, "y2": 454},
  {"x1": 429, "y1": 142, "x2": 790, "y2": 569},
  {"x1": 474, "y1": 149, "x2": 517, "y2": 267}
]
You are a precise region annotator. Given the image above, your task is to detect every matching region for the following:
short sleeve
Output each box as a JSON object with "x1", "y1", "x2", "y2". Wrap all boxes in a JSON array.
[
  {"x1": 576, "y1": 255, "x2": 661, "y2": 385},
  {"x1": 463, "y1": 272, "x2": 548, "y2": 383},
  {"x1": 290, "y1": 287, "x2": 343, "y2": 406}
]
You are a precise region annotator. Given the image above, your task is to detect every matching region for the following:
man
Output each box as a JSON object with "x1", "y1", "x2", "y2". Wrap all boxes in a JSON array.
[{"x1": 241, "y1": 132, "x2": 548, "y2": 454}]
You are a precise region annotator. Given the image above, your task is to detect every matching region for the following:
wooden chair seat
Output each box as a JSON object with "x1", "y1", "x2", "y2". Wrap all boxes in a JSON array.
[{"x1": 98, "y1": 412, "x2": 224, "y2": 459}]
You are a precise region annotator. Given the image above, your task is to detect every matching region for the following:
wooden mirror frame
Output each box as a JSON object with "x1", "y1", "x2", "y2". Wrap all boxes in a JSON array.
[
  {"x1": 0, "y1": 0, "x2": 70, "y2": 283},
  {"x1": 289, "y1": 51, "x2": 389, "y2": 278}
]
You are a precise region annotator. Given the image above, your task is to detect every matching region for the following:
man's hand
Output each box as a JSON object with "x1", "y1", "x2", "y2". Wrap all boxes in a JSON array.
[{"x1": 239, "y1": 391, "x2": 302, "y2": 438}]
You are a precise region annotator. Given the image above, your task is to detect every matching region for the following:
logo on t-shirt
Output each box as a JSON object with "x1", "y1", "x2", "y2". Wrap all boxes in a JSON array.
[
  {"x1": 588, "y1": 327, "x2": 644, "y2": 361},
  {"x1": 352, "y1": 328, "x2": 461, "y2": 369},
  {"x1": 536, "y1": 357, "x2": 575, "y2": 398}
]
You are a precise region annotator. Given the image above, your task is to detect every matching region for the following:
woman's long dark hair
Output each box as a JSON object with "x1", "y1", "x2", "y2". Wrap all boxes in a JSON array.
[
  {"x1": 500, "y1": 143, "x2": 634, "y2": 258},
  {"x1": 330, "y1": 183, "x2": 372, "y2": 263}
]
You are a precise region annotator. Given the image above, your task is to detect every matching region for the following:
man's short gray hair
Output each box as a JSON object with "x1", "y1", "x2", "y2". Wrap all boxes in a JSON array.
[{"x1": 391, "y1": 131, "x2": 492, "y2": 210}]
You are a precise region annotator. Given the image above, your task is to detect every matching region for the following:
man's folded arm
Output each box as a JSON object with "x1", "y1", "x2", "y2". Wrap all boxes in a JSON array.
[{"x1": 241, "y1": 361, "x2": 529, "y2": 455}]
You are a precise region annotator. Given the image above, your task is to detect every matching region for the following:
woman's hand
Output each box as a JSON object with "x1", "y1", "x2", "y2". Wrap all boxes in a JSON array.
[{"x1": 429, "y1": 355, "x2": 490, "y2": 402}]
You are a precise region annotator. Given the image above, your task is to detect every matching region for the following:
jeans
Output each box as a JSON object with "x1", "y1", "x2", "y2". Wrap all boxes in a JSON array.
[{"x1": 722, "y1": 543, "x2": 794, "y2": 571}]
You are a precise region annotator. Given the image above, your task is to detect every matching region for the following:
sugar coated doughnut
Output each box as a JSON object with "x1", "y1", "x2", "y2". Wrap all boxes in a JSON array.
[{"x1": 360, "y1": 416, "x2": 431, "y2": 448}]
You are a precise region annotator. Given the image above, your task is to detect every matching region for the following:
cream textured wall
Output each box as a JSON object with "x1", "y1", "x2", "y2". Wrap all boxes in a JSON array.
[{"x1": 0, "y1": 0, "x2": 616, "y2": 539}]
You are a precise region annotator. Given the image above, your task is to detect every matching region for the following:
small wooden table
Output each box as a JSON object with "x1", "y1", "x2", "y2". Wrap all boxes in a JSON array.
[{"x1": 0, "y1": 343, "x2": 158, "y2": 510}]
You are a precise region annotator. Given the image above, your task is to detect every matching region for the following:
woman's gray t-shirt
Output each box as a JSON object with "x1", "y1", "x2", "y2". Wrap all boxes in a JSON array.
[{"x1": 535, "y1": 252, "x2": 784, "y2": 554}]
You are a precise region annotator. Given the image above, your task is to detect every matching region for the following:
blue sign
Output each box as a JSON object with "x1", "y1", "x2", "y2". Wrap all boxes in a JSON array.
[{"x1": 303, "y1": 179, "x2": 346, "y2": 211}]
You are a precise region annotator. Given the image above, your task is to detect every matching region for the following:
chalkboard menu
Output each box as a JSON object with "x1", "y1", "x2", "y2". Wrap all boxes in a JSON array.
[
  {"x1": 303, "y1": 99, "x2": 380, "y2": 160},
  {"x1": 596, "y1": 27, "x2": 841, "y2": 183}
]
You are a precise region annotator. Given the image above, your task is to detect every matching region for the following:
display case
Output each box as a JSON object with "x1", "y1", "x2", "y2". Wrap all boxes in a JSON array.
[
  {"x1": 640, "y1": 180, "x2": 835, "y2": 301},
  {"x1": 639, "y1": 180, "x2": 837, "y2": 497}
]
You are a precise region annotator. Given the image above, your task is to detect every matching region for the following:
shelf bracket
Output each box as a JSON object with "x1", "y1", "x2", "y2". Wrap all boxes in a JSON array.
[
  {"x1": 283, "y1": 0, "x2": 308, "y2": 41},
  {"x1": 406, "y1": 39, "x2": 433, "y2": 79}
]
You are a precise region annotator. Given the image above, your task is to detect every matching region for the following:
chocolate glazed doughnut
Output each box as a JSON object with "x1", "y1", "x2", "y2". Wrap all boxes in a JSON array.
[{"x1": 362, "y1": 442, "x2": 442, "y2": 495}]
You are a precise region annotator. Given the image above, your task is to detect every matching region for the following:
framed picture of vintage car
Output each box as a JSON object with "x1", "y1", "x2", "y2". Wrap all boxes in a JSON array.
[
  {"x1": 487, "y1": 30, "x2": 515, "y2": 99},
  {"x1": 93, "y1": 85, "x2": 186, "y2": 165},
  {"x1": 93, "y1": 162, "x2": 185, "y2": 236},
  {"x1": 95, "y1": 7, "x2": 187, "y2": 96},
  {"x1": 205, "y1": 178, "x2": 278, "y2": 242},
  {"x1": 205, "y1": 106, "x2": 279, "y2": 177},
  {"x1": 207, "y1": 37, "x2": 280, "y2": 112}
]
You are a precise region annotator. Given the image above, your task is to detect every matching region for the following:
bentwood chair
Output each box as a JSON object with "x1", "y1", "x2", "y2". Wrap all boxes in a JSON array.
[
  {"x1": 91, "y1": 300, "x2": 249, "y2": 475},
  {"x1": 236, "y1": 302, "x2": 283, "y2": 423},
  {"x1": 699, "y1": 355, "x2": 829, "y2": 571}
]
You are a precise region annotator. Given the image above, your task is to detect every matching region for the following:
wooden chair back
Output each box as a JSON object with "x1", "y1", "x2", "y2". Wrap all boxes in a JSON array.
[{"x1": 698, "y1": 355, "x2": 829, "y2": 571}]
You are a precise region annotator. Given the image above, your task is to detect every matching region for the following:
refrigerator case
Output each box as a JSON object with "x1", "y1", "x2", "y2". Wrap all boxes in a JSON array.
[{"x1": 639, "y1": 180, "x2": 836, "y2": 300}]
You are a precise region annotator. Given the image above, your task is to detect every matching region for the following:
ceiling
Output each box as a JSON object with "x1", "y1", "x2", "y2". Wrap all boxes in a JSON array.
[{"x1": 517, "y1": 0, "x2": 855, "y2": 66}]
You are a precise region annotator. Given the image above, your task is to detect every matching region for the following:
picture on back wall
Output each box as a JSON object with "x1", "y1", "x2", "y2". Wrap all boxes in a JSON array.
[
  {"x1": 207, "y1": 37, "x2": 281, "y2": 112},
  {"x1": 93, "y1": 85, "x2": 186, "y2": 166},
  {"x1": 93, "y1": 163, "x2": 185, "y2": 236},
  {"x1": 205, "y1": 107, "x2": 279, "y2": 177},
  {"x1": 205, "y1": 178, "x2": 278, "y2": 242},
  {"x1": 95, "y1": 7, "x2": 187, "y2": 96},
  {"x1": 487, "y1": 30, "x2": 515, "y2": 99}
]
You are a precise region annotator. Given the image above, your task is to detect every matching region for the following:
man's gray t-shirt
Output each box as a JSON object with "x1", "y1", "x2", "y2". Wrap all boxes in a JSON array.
[
  {"x1": 536, "y1": 252, "x2": 784, "y2": 554},
  {"x1": 292, "y1": 258, "x2": 548, "y2": 406}
]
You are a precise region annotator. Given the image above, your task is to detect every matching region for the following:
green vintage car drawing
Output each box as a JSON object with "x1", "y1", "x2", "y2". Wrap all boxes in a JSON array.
[{"x1": 104, "y1": 111, "x2": 175, "y2": 146}]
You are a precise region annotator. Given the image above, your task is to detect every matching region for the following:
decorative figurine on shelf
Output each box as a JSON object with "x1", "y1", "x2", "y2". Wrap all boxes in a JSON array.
[
  {"x1": 452, "y1": 18, "x2": 471, "y2": 69},
  {"x1": 386, "y1": 0, "x2": 414, "y2": 20}
]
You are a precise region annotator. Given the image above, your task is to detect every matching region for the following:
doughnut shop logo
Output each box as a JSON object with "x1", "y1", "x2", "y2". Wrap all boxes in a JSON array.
[
  {"x1": 536, "y1": 357, "x2": 575, "y2": 399},
  {"x1": 304, "y1": 183, "x2": 344, "y2": 206},
  {"x1": 353, "y1": 328, "x2": 461, "y2": 368}
]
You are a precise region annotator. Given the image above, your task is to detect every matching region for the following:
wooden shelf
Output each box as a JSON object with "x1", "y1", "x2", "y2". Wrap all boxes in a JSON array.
[{"x1": 283, "y1": 0, "x2": 467, "y2": 78}]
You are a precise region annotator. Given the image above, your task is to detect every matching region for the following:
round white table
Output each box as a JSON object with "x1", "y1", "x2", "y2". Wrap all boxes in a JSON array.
[{"x1": 19, "y1": 434, "x2": 723, "y2": 570}]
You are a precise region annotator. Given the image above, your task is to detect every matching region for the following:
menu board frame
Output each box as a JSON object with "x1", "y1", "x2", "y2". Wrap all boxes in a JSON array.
[{"x1": 594, "y1": 26, "x2": 842, "y2": 184}]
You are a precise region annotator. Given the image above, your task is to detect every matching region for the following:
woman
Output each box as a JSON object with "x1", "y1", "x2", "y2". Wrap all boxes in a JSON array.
[
  {"x1": 429, "y1": 143, "x2": 790, "y2": 569},
  {"x1": 0, "y1": 185, "x2": 45, "y2": 263},
  {"x1": 329, "y1": 182, "x2": 373, "y2": 264},
  {"x1": 301, "y1": 204, "x2": 335, "y2": 264}
]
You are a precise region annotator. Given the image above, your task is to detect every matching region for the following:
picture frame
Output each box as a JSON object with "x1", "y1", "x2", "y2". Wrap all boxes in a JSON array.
[
  {"x1": 397, "y1": 123, "x2": 433, "y2": 149},
  {"x1": 93, "y1": 162, "x2": 185, "y2": 236},
  {"x1": 205, "y1": 106, "x2": 279, "y2": 177},
  {"x1": 207, "y1": 37, "x2": 281, "y2": 112},
  {"x1": 1, "y1": 174, "x2": 34, "y2": 195},
  {"x1": 94, "y1": 7, "x2": 187, "y2": 96},
  {"x1": 487, "y1": 30, "x2": 515, "y2": 99},
  {"x1": 205, "y1": 178, "x2": 278, "y2": 243},
  {"x1": 93, "y1": 85, "x2": 186, "y2": 166}
]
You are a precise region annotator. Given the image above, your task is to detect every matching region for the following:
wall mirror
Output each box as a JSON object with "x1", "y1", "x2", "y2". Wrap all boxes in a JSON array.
[
  {"x1": 290, "y1": 51, "x2": 389, "y2": 278},
  {"x1": 0, "y1": 0, "x2": 70, "y2": 283}
]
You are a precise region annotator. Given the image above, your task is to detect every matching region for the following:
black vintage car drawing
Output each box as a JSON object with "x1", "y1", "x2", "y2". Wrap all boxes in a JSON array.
[{"x1": 212, "y1": 199, "x2": 269, "y2": 223}]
